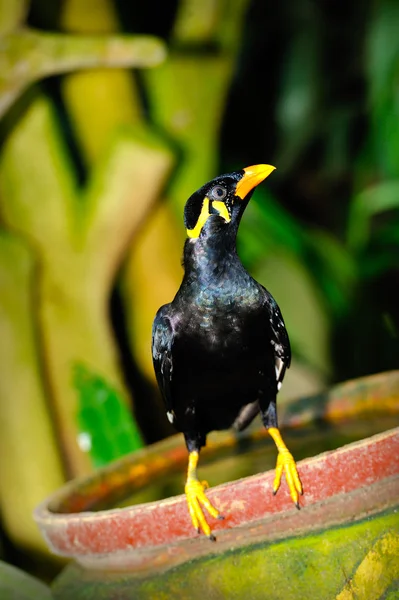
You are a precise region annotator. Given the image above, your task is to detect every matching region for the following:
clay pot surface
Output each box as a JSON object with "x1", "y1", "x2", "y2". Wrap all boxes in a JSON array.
[{"x1": 34, "y1": 371, "x2": 399, "y2": 599}]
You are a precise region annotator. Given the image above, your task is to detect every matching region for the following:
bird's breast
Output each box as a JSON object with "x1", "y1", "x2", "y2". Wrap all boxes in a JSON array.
[{"x1": 179, "y1": 298, "x2": 267, "y2": 357}]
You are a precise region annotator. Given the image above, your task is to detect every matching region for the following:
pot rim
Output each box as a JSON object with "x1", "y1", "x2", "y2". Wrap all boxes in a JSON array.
[{"x1": 34, "y1": 426, "x2": 399, "y2": 562}]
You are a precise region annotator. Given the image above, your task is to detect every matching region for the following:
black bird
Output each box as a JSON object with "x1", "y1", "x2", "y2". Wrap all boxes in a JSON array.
[{"x1": 152, "y1": 164, "x2": 302, "y2": 539}]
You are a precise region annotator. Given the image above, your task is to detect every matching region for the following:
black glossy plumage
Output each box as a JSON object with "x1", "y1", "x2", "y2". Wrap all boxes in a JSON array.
[{"x1": 152, "y1": 171, "x2": 290, "y2": 454}]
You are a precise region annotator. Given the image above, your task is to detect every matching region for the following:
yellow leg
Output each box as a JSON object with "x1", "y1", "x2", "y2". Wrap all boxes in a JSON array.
[
  {"x1": 185, "y1": 451, "x2": 222, "y2": 540},
  {"x1": 268, "y1": 427, "x2": 303, "y2": 507}
]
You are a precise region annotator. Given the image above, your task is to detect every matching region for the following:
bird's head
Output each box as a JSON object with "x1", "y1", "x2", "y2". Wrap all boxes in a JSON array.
[{"x1": 184, "y1": 164, "x2": 275, "y2": 239}]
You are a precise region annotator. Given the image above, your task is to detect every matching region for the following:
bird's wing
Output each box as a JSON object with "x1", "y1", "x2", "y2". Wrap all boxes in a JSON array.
[
  {"x1": 265, "y1": 294, "x2": 291, "y2": 391},
  {"x1": 152, "y1": 305, "x2": 176, "y2": 423}
]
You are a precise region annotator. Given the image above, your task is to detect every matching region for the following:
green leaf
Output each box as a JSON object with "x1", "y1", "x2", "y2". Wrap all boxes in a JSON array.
[
  {"x1": 275, "y1": 28, "x2": 321, "y2": 172},
  {"x1": 74, "y1": 363, "x2": 143, "y2": 468},
  {"x1": 366, "y1": 0, "x2": 399, "y2": 103},
  {"x1": 366, "y1": 0, "x2": 399, "y2": 178},
  {"x1": 239, "y1": 187, "x2": 306, "y2": 268},
  {"x1": 306, "y1": 230, "x2": 356, "y2": 316},
  {"x1": 252, "y1": 250, "x2": 331, "y2": 376},
  {"x1": 347, "y1": 180, "x2": 399, "y2": 250}
]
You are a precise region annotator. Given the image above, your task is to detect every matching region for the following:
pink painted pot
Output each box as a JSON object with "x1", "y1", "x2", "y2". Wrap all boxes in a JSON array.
[{"x1": 35, "y1": 371, "x2": 399, "y2": 599}]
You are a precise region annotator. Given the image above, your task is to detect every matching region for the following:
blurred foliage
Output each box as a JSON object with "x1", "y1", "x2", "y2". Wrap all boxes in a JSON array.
[
  {"x1": 0, "y1": 0, "x2": 171, "y2": 557},
  {"x1": 0, "y1": 0, "x2": 398, "y2": 570},
  {"x1": 74, "y1": 364, "x2": 143, "y2": 467},
  {"x1": 0, "y1": 560, "x2": 52, "y2": 599},
  {"x1": 222, "y1": 0, "x2": 399, "y2": 381}
]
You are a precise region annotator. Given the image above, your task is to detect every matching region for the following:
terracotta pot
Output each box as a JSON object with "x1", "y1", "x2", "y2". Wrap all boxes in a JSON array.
[{"x1": 35, "y1": 371, "x2": 399, "y2": 599}]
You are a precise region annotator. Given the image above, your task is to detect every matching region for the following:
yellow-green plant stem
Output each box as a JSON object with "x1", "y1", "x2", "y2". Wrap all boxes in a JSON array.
[
  {"x1": 0, "y1": 97, "x2": 174, "y2": 476},
  {"x1": 59, "y1": 0, "x2": 181, "y2": 387},
  {"x1": 0, "y1": 231, "x2": 65, "y2": 551},
  {"x1": 60, "y1": 0, "x2": 143, "y2": 165},
  {"x1": 0, "y1": 29, "x2": 165, "y2": 121},
  {"x1": 0, "y1": 0, "x2": 27, "y2": 34}
]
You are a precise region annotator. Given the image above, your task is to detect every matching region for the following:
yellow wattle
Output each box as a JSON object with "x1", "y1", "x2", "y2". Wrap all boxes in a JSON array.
[
  {"x1": 212, "y1": 200, "x2": 231, "y2": 223},
  {"x1": 186, "y1": 198, "x2": 210, "y2": 238}
]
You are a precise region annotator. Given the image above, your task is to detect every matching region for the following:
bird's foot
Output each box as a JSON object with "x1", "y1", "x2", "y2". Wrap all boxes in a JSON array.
[
  {"x1": 273, "y1": 447, "x2": 303, "y2": 508},
  {"x1": 268, "y1": 426, "x2": 303, "y2": 507},
  {"x1": 185, "y1": 478, "x2": 222, "y2": 540}
]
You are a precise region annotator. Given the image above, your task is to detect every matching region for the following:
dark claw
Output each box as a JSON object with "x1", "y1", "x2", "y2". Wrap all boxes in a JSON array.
[
  {"x1": 295, "y1": 502, "x2": 300, "y2": 510},
  {"x1": 217, "y1": 514, "x2": 225, "y2": 521},
  {"x1": 197, "y1": 528, "x2": 201, "y2": 534},
  {"x1": 209, "y1": 534, "x2": 216, "y2": 542},
  {"x1": 272, "y1": 490, "x2": 277, "y2": 496}
]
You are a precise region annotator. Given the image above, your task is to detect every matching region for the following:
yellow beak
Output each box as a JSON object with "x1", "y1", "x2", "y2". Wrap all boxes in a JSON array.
[{"x1": 235, "y1": 164, "x2": 276, "y2": 200}]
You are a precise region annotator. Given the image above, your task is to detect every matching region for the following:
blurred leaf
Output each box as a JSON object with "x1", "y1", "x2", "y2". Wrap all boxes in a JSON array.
[
  {"x1": 74, "y1": 364, "x2": 143, "y2": 468},
  {"x1": 366, "y1": 0, "x2": 399, "y2": 178},
  {"x1": 275, "y1": 27, "x2": 321, "y2": 172},
  {"x1": 375, "y1": 218, "x2": 399, "y2": 244},
  {"x1": 366, "y1": 0, "x2": 399, "y2": 103},
  {"x1": 253, "y1": 250, "x2": 331, "y2": 376},
  {"x1": 240, "y1": 193, "x2": 358, "y2": 375},
  {"x1": 306, "y1": 230, "x2": 356, "y2": 316},
  {"x1": 0, "y1": 560, "x2": 52, "y2": 600},
  {"x1": 239, "y1": 187, "x2": 306, "y2": 268},
  {"x1": 361, "y1": 251, "x2": 399, "y2": 279},
  {"x1": 359, "y1": 216, "x2": 399, "y2": 277},
  {"x1": 322, "y1": 108, "x2": 354, "y2": 180},
  {"x1": 347, "y1": 180, "x2": 399, "y2": 250},
  {"x1": 241, "y1": 187, "x2": 356, "y2": 318}
]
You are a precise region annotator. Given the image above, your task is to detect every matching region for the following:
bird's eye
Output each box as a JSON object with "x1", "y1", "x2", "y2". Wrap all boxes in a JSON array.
[{"x1": 210, "y1": 185, "x2": 227, "y2": 200}]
